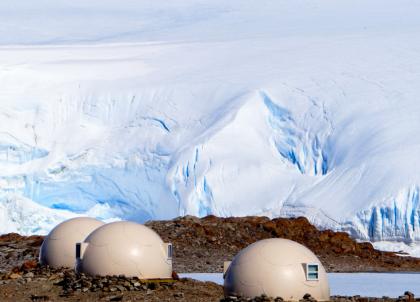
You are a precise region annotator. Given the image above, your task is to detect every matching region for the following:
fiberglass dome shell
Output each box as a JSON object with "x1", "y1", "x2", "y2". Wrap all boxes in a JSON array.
[
  {"x1": 75, "y1": 221, "x2": 173, "y2": 279},
  {"x1": 39, "y1": 217, "x2": 105, "y2": 268},
  {"x1": 223, "y1": 238, "x2": 330, "y2": 301}
]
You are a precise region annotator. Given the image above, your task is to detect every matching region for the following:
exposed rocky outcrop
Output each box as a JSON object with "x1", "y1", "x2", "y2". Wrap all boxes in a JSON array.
[
  {"x1": 0, "y1": 233, "x2": 43, "y2": 274},
  {"x1": 146, "y1": 215, "x2": 420, "y2": 272}
]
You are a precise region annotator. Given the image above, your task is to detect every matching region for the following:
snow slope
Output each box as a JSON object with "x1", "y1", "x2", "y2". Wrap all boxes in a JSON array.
[{"x1": 1, "y1": 0, "x2": 420, "y2": 247}]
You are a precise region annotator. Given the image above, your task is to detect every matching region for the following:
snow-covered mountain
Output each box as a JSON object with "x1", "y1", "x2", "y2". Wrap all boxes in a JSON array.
[{"x1": 1, "y1": 0, "x2": 420, "y2": 251}]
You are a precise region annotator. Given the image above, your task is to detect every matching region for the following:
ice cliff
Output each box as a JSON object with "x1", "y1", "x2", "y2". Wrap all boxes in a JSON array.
[{"x1": 1, "y1": 0, "x2": 420, "y2": 249}]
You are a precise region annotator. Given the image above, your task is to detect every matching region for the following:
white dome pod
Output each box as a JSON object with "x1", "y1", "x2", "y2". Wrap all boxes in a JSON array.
[
  {"x1": 39, "y1": 217, "x2": 105, "y2": 268},
  {"x1": 224, "y1": 238, "x2": 330, "y2": 301},
  {"x1": 75, "y1": 221, "x2": 173, "y2": 279}
]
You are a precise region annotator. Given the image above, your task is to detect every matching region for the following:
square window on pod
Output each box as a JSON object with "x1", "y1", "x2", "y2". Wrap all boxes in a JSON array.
[{"x1": 306, "y1": 263, "x2": 319, "y2": 281}]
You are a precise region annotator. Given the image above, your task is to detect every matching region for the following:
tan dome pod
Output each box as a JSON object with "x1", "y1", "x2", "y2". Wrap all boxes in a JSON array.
[
  {"x1": 39, "y1": 217, "x2": 105, "y2": 268},
  {"x1": 223, "y1": 238, "x2": 330, "y2": 301},
  {"x1": 75, "y1": 221, "x2": 173, "y2": 279}
]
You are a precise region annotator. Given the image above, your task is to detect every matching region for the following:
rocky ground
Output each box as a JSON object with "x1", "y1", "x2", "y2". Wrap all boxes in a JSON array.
[
  {"x1": 0, "y1": 264, "x2": 419, "y2": 302},
  {"x1": 2, "y1": 215, "x2": 420, "y2": 301},
  {"x1": 0, "y1": 266, "x2": 222, "y2": 301}
]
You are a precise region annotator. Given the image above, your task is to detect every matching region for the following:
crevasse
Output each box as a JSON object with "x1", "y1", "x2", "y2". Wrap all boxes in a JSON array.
[{"x1": 262, "y1": 92, "x2": 330, "y2": 176}]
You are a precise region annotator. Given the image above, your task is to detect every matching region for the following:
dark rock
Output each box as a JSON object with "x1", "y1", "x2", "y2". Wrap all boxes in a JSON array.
[
  {"x1": 109, "y1": 294, "x2": 124, "y2": 301},
  {"x1": 30, "y1": 294, "x2": 50, "y2": 301},
  {"x1": 301, "y1": 293, "x2": 317, "y2": 302}
]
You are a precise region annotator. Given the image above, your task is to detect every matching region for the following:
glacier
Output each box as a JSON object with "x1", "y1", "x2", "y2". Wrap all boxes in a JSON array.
[{"x1": 1, "y1": 0, "x2": 420, "y2": 253}]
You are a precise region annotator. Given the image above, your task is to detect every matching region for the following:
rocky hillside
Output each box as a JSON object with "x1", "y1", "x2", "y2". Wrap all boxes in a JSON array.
[
  {"x1": 146, "y1": 215, "x2": 420, "y2": 273},
  {"x1": 0, "y1": 233, "x2": 43, "y2": 274}
]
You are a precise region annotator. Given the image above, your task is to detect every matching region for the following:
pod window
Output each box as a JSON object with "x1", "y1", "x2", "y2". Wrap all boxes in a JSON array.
[
  {"x1": 306, "y1": 263, "x2": 319, "y2": 281},
  {"x1": 76, "y1": 243, "x2": 81, "y2": 259},
  {"x1": 167, "y1": 243, "x2": 173, "y2": 259}
]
